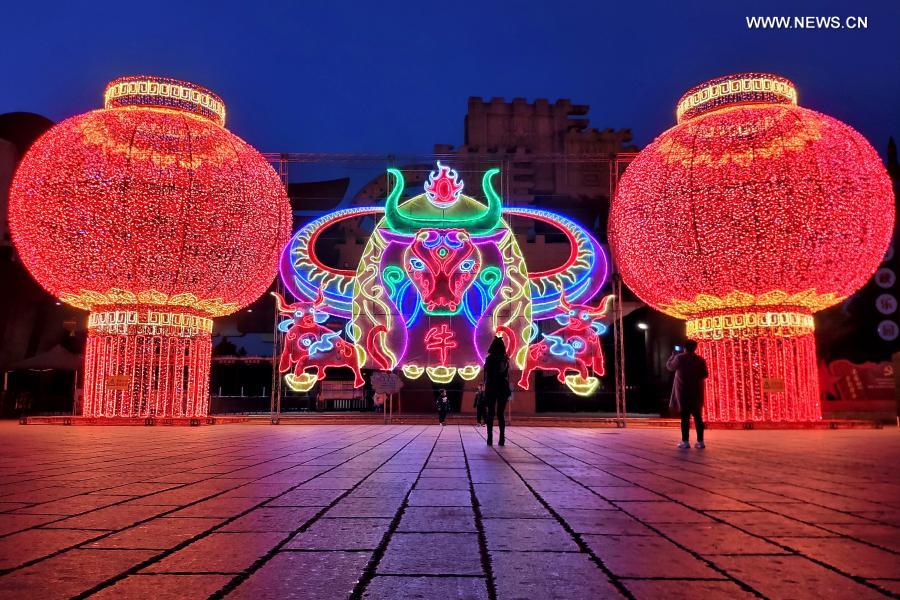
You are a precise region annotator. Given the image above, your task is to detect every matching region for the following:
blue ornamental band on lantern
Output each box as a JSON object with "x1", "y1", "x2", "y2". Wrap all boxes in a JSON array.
[{"x1": 275, "y1": 162, "x2": 614, "y2": 396}]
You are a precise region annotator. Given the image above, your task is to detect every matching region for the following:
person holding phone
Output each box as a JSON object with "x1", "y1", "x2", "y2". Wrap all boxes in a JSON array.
[{"x1": 666, "y1": 340, "x2": 709, "y2": 449}]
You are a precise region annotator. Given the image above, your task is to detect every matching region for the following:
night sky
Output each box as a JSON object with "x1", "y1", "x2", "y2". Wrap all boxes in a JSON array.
[{"x1": 1, "y1": 0, "x2": 897, "y2": 157}]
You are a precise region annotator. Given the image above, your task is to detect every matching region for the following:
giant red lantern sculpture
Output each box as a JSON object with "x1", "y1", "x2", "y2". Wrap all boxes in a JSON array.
[
  {"x1": 9, "y1": 76, "x2": 292, "y2": 419},
  {"x1": 610, "y1": 73, "x2": 894, "y2": 422}
]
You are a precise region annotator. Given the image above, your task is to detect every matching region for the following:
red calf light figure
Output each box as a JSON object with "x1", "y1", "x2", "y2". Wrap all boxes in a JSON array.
[
  {"x1": 519, "y1": 294, "x2": 613, "y2": 392},
  {"x1": 9, "y1": 76, "x2": 292, "y2": 418},
  {"x1": 273, "y1": 291, "x2": 365, "y2": 392},
  {"x1": 609, "y1": 73, "x2": 895, "y2": 422}
]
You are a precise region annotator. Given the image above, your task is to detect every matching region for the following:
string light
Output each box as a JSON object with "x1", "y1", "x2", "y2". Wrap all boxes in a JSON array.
[
  {"x1": 610, "y1": 72, "x2": 895, "y2": 422},
  {"x1": 280, "y1": 163, "x2": 611, "y2": 393},
  {"x1": 9, "y1": 75, "x2": 292, "y2": 418}
]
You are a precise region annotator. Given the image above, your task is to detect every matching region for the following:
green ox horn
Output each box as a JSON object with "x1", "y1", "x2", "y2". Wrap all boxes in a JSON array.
[{"x1": 384, "y1": 167, "x2": 503, "y2": 235}]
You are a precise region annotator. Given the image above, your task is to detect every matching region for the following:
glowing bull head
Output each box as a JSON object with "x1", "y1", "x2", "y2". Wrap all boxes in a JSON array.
[
  {"x1": 279, "y1": 162, "x2": 610, "y2": 389},
  {"x1": 405, "y1": 229, "x2": 481, "y2": 314},
  {"x1": 272, "y1": 291, "x2": 364, "y2": 392},
  {"x1": 519, "y1": 294, "x2": 614, "y2": 396}
]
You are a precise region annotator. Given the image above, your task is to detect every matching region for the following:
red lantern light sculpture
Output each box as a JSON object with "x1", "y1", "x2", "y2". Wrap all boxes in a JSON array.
[
  {"x1": 9, "y1": 76, "x2": 292, "y2": 418},
  {"x1": 609, "y1": 73, "x2": 894, "y2": 422}
]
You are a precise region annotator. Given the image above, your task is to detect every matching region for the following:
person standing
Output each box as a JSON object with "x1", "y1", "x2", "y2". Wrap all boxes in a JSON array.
[
  {"x1": 666, "y1": 340, "x2": 709, "y2": 449},
  {"x1": 483, "y1": 337, "x2": 511, "y2": 446},
  {"x1": 436, "y1": 388, "x2": 449, "y2": 426},
  {"x1": 473, "y1": 383, "x2": 486, "y2": 427}
]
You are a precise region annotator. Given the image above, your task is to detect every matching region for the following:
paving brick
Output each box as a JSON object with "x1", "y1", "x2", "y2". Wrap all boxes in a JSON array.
[
  {"x1": 227, "y1": 551, "x2": 370, "y2": 599},
  {"x1": 220, "y1": 507, "x2": 318, "y2": 532},
  {"x1": 623, "y1": 579, "x2": 756, "y2": 599},
  {"x1": 285, "y1": 518, "x2": 391, "y2": 550},
  {"x1": 772, "y1": 536, "x2": 900, "y2": 579},
  {"x1": 0, "y1": 528, "x2": 101, "y2": 569},
  {"x1": 167, "y1": 496, "x2": 261, "y2": 519},
  {"x1": 324, "y1": 496, "x2": 402, "y2": 518},
  {"x1": 85, "y1": 517, "x2": 221, "y2": 549},
  {"x1": 753, "y1": 502, "x2": 871, "y2": 524},
  {"x1": 0, "y1": 549, "x2": 154, "y2": 599},
  {"x1": 818, "y1": 522, "x2": 900, "y2": 553},
  {"x1": 556, "y1": 509, "x2": 655, "y2": 535},
  {"x1": 12, "y1": 494, "x2": 128, "y2": 515},
  {"x1": 408, "y1": 489, "x2": 472, "y2": 507},
  {"x1": 142, "y1": 532, "x2": 285, "y2": 573},
  {"x1": 89, "y1": 573, "x2": 232, "y2": 599},
  {"x1": 0, "y1": 513, "x2": 57, "y2": 536},
  {"x1": 653, "y1": 522, "x2": 788, "y2": 555},
  {"x1": 397, "y1": 506, "x2": 476, "y2": 533},
  {"x1": 711, "y1": 554, "x2": 887, "y2": 599},
  {"x1": 583, "y1": 534, "x2": 721, "y2": 578},
  {"x1": 615, "y1": 500, "x2": 713, "y2": 523},
  {"x1": 588, "y1": 486, "x2": 666, "y2": 501},
  {"x1": 363, "y1": 575, "x2": 489, "y2": 599},
  {"x1": 705, "y1": 510, "x2": 833, "y2": 537},
  {"x1": 266, "y1": 487, "x2": 345, "y2": 507},
  {"x1": 379, "y1": 533, "x2": 482, "y2": 575},
  {"x1": 490, "y1": 550, "x2": 622, "y2": 599},
  {"x1": 483, "y1": 518, "x2": 578, "y2": 551},
  {"x1": 538, "y1": 490, "x2": 614, "y2": 510}
]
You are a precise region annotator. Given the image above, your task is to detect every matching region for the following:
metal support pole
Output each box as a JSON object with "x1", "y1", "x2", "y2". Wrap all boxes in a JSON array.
[
  {"x1": 270, "y1": 156, "x2": 289, "y2": 425},
  {"x1": 613, "y1": 273, "x2": 627, "y2": 427},
  {"x1": 610, "y1": 157, "x2": 627, "y2": 427}
]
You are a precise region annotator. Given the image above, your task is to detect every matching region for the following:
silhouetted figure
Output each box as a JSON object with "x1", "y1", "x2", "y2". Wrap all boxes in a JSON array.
[
  {"x1": 667, "y1": 340, "x2": 709, "y2": 449},
  {"x1": 474, "y1": 383, "x2": 486, "y2": 427},
  {"x1": 436, "y1": 388, "x2": 449, "y2": 426},
  {"x1": 483, "y1": 337, "x2": 511, "y2": 446}
]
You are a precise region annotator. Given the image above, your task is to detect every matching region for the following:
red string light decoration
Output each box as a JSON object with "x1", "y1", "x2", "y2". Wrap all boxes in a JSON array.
[
  {"x1": 9, "y1": 76, "x2": 292, "y2": 419},
  {"x1": 609, "y1": 73, "x2": 895, "y2": 422}
]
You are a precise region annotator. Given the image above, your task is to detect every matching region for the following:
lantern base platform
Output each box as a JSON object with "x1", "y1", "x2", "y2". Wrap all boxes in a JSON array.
[
  {"x1": 19, "y1": 415, "x2": 883, "y2": 429},
  {"x1": 18, "y1": 416, "x2": 246, "y2": 426}
]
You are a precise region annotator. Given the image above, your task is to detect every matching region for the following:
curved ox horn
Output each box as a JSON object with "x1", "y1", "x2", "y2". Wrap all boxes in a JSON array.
[
  {"x1": 501, "y1": 207, "x2": 609, "y2": 320},
  {"x1": 383, "y1": 168, "x2": 406, "y2": 233},
  {"x1": 469, "y1": 168, "x2": 503, "y2": 234},
  {"x1": 588, "y1": 294, "x2": 615, "y2": 317},
  {"x1": 271, "y1": 291, "x2": 291, "y2": 314},
  {"x1": 383, "y1": 167, "x2": 503, "y2": 235},
  {"x1": 281, "y1": 206, "x2": 386, "y2": 320}
]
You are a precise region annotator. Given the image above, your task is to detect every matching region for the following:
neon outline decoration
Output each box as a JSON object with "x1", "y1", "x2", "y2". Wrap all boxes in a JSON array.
[
  {"x1": 424, "y1": 161, "x2": 465, "y2": 208},
  {"x1": 519, "y1": 294, "x2": 615, "y2": 396},
  {"x1": 279, "y1": 163, "x2": 612, "y2": 395},
  {"x1": 273, "y1": 291, "x2": 365, "y2": 391}
]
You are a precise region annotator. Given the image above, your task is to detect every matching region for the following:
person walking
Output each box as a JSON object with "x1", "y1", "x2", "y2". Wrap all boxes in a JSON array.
[
  {"x1": 666, "y1": 340, "x2": 709, "y2": 449},
  {"x1": 483, "y1": 337, "x2": 511, "y2": 446},
  {"x1": 473, "y1": 383, "x2": 486, "y2": 427},
  {"x1": 436, "y1": 388, "x2": 449, "y2": 426}
]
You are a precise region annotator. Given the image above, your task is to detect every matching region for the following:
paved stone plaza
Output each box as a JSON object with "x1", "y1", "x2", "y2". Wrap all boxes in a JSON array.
[{"x1": 0, "y1": 423, "x2": 898, "y2": 599}]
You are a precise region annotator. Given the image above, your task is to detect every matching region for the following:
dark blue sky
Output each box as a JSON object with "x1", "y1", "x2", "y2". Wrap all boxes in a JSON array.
[{"x1": 2, "y1": 0, "x2": 897, "y2": 156}]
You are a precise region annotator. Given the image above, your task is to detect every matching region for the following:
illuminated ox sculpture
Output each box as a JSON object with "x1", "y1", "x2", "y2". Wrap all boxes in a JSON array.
[
  {"x1": 519, "y1": 294, "x2": 614, "y2": 396},
  {"x1": 272, "y1": 290, "x2": 364, "y2": 392},
  {"x1": 279, "y1": 162, "x2": 612, "y2": 395}
]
